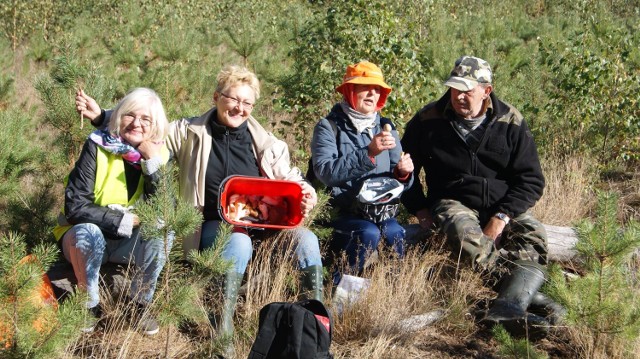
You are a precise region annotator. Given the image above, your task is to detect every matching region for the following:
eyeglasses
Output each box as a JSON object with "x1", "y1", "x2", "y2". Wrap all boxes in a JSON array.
[
  {"x1": 122, "y1": 113, "x2": 153, "y2": 127},
  {"x1": 219, "y1": 92, "x2": 255, "y2": 110}
]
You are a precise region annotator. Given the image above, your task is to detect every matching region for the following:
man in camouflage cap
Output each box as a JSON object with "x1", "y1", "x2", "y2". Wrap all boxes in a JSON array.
[{"x1": 401, "y1": 56, "x2": 560, "y2": 338}]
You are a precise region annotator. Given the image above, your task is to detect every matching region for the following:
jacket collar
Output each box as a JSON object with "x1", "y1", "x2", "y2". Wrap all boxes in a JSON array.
[
  {"x1": 208, "y1": 110, "x2": 250, "y2": 138},
  {"x1": 187, "y1": 106, "x2": 276, "y2": 160},
  {"x1": 187, "y1": 107, "x2": 215, "y2": 137},
  {"x1": 329, "y1": 103, "x2": 381, "y2": 130}
]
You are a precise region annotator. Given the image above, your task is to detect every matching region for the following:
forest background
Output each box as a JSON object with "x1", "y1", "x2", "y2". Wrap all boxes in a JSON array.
[{"x1": 0, "y1": 0, "x2": 639, "y2": 358}]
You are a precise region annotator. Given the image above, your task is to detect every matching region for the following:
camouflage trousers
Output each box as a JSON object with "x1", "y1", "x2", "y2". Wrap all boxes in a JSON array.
[{"x1": 431, "y1": 199, "x2": 548, "y2": 273}]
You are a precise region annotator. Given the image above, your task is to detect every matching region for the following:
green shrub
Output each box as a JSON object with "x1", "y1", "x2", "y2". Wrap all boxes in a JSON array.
[
  {"x1": 541, "y1": 29, "x2": 640, "y2": 165},
  {"x1": 545, "y1": 192, "x2": 640, "y2": 358},
  {"x1": 0, "y1": 232, "x2": 86, "y2": 358},
  {"x1": 277, "y1": 0, "x2": 429, "y2": 150},
  {"x1": 0, "y1": 109, "x2": 41, "y2": 199}
]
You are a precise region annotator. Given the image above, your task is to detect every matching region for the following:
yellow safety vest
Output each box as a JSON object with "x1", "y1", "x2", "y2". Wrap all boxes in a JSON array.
[{"x1": 52, "y1": 145, "x2": 169, "y2": 240}]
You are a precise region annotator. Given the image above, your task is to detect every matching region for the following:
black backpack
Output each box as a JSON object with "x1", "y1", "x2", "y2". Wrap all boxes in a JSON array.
[{"x1": 247, "y1": 299, "x2": 333, "y2": 359}]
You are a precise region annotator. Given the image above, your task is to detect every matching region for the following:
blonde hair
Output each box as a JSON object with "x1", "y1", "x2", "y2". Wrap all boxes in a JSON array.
[
  {"x1": 109, "y1": 88, "x2": 168, "y2": 142},
  {"x1": 215, "y1": 65, "x2": 261, "y2": 100}
]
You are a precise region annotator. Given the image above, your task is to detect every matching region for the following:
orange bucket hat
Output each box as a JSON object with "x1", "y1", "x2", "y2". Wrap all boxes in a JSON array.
[{"x1": 336, "y1": 61, "x2": 392, "y2": 111}]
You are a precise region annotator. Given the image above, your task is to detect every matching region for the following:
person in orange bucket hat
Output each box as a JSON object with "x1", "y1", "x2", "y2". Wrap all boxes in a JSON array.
[
  {"x1": 311, "y1": 61, "x2": 414, "y2": 285},
  {"x1": 335, "y1": 61, "x2": 392, "y2": 113}
]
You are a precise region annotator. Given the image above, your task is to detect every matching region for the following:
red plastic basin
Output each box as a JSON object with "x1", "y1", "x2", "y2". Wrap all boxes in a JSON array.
[{"x1": 218, "y1": 176, "x2": 304, "y2": 229}]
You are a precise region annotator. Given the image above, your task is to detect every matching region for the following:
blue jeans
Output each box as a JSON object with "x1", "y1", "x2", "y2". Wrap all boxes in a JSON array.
[
  {"x1": 332, "y1": 216, "x2": 405, "y2": 274},
  {"x1": 61, "y1": 223, "x2": 174, "y2": 308},
  {"x1": 199, "y1": 220, "x2": 323, "y2": 274}
]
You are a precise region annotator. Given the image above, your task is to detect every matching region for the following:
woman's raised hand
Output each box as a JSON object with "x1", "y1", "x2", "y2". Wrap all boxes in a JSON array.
[
  {"x1": 136, "y1": 140, "x2": 164, "y2": 160},
  {"x1": 299, "y1": 181, "x2": 318, "y2": 218},
  {"x1": 76, "y1": 89, "x2": 101, "y2": 121},
  {"x1": 395, "y1": 152, "x2": 414, "y2": 177},
  {"x1": 367, "y1": 125, "x2": 396, "y2": 157}
]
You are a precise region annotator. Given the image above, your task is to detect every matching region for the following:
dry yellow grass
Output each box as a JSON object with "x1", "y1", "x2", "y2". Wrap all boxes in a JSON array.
[
  {"x1": 230, "y1": 241, "x2": 491, "y2": 359},
  {"x1": 60, "y1": 266, "x2": 200, "y2": 359},
  {"x1": 601, "y1": 168, "x2": 640, "y2": 223},
  {"x1": 561, "y1": 326, "x2": 640, "y2": 359},
  {"x1": 59, "y1": 235, "x2": 496, "y2": 358},
  {"x1": 57, "y1": 230, "x2": 640, "y2": 359},
  {"x1": 56, "y1": 152, "x2": 640, "y2": 358},
  {"x1": 533, "y1": 154, "x2": 596, "y2": 226}
]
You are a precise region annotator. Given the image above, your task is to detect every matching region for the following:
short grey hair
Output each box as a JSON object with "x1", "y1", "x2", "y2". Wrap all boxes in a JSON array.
[{"x1": 109, "y1": 88, "x2": 169, "y2": 143}]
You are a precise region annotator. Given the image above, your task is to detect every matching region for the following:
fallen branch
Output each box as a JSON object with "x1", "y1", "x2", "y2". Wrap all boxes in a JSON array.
[
  {"x1": 544, "y1": 224, "x2": 579, "y2": 262},
  {"x1": 405, "y1": 223, "x2": 580, "y2": 262}
]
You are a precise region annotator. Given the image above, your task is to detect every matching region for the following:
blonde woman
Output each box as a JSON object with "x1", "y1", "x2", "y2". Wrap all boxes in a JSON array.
[{"x1": 76, "y1": 66, "x2": 324, "y2": 342}]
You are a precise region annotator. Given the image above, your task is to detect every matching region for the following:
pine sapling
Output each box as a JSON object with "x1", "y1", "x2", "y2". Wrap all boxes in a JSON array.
[
  {"x1": 492, "y1": 325, "x2": 549, "y2": 359},
  {"x1": 545, "y1": 191, "x2": 640, "y2": 358},
  {"x1": 34, "y1": 43, "x2": 113, "y2": 167},
  {"x1": 0, "y1": 231, "x2": 86, "y2": 358},
  {"x1": 136, "y1": 163, "x2": 225, "y2": 357}
]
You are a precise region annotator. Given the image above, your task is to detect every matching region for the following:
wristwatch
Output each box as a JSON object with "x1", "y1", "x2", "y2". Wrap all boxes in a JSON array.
[{"x1": 494, "y1": 212, "x2": 510, "y2": 225}]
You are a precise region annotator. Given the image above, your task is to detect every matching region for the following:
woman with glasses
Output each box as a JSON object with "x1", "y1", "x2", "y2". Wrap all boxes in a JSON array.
[
  {"x1": 75, "y1": 66, "x2": 324, "y2": 346},
  {"x1": 53, "y1": 88, "x2": 171, "y2": 335}
]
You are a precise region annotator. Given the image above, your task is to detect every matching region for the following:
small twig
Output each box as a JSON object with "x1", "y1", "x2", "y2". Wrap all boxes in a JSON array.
[{"x1": 77, "y1": 85, "x2": 85, "y2": 129}]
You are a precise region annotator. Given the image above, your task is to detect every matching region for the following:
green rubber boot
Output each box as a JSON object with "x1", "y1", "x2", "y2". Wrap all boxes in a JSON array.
[
  {"x1": 482, "y1": 260, "x2": 549, "y2": 338},
  {"x1": 300, "y1": 265, "x2": 324, "y2": 302},
  {"x1": 219, "y1": 271, "x2": 243, "y2": 336},
  {"x1": 212, "y1": 271, "x2": 243, "y2": 358},
  {"x1": 528, "y1": 291, "x2": 566, "y2": 325}
]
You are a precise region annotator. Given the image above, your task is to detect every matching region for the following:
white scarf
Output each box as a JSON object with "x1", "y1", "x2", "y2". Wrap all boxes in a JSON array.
[{"x1": 340, "y1": 102, "x2": 377, "y2": 136}]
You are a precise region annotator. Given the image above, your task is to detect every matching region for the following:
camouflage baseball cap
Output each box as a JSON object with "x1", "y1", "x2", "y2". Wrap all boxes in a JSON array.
[{"x1": 444, "y1": 56, "x2": 492, "y2": 91}]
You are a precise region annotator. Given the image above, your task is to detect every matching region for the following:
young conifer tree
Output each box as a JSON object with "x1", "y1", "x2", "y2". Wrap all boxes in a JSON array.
[
  {"x1": 0, "y1": 109, "x2": 56, "y2": 248},
  {"x1": 0, "y1": 231, "x2": 86, "y2": 358},
  {"x1": 545, "y1": 191, "x2": 640, "y2": 357},
  {"x1": 135, "y1": 163, "x2": 231, "y2": 356},
  {"x1": 34, "y1": 44, "x2": 113, "y2": 167},
  {"x1": 492, "y1": 325, "x2": 549, "y2": 359}
]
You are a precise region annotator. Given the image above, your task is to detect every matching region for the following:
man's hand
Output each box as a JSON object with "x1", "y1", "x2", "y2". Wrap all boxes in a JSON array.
[
  {"x1": 483, "y1": 217, "x2": 507, "y2": 243},
  {"x1": 416, "y1": 208, "x2": 434, "y2": 230},
  {"x1": 76, "y1": 89, "x2": 101, "y2": 121},
  {"x1": 300, "y1": 182, "x2": 318, "y2": 218}
]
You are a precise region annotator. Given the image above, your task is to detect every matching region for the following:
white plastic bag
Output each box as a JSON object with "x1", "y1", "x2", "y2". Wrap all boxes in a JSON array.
[{"x1": 332, "y1": 274, "x2": 371, "y2": 316}]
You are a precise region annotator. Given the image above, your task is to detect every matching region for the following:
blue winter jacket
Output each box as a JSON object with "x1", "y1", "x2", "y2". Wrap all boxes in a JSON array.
[{"x1": 311, "y1": 104, "x2": 413, "y2": 213}]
